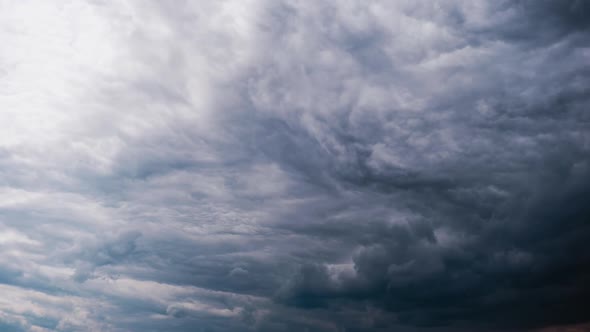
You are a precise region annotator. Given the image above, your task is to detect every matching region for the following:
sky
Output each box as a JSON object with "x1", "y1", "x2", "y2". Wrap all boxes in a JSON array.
[{"x1": 0, "y1": 0, "x2": 589, "y2": 331}]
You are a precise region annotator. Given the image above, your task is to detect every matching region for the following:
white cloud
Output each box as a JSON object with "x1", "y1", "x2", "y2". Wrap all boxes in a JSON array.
[{"x1": 0, "y1": 0, "x2": 589, "y2": 331}]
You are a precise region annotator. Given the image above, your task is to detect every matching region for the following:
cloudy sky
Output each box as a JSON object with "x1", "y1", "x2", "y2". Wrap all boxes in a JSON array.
[{"x1": 0, "y1": 1, "x2": 589, "y2": 331}]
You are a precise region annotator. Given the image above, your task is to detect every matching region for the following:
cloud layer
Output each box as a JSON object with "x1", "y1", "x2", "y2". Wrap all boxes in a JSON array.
[{"x1": 0, "y1": 1, "x2": 589, "y2": 331}]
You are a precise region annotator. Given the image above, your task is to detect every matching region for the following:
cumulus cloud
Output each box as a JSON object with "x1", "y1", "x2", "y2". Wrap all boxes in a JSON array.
[{"x1": 0, "y1": 0, "x2": 589, "y2": 331}]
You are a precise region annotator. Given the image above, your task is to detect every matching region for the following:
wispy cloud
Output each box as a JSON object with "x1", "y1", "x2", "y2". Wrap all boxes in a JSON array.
[{"x1": 0, "y1": 0, "x2": 589, "y2": 331}]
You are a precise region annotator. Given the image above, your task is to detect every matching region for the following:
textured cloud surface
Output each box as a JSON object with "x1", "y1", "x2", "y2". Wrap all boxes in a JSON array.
[{"x1": 0, "y1": 1, "x2": 589, "y2": 331}]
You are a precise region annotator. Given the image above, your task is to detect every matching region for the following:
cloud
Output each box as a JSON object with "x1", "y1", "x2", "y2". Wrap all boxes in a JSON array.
[{"x1": 0, "y1": 0, "x2": 589, "y2": 331}]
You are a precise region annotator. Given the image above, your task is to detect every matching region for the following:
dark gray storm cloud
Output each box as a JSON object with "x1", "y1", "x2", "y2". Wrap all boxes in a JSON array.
[{"x1": 0, "y1": 0, "x2": 589, "y2": 331}]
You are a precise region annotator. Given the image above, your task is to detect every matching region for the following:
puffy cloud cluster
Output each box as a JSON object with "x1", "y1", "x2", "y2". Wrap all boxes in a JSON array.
[{"x1": 0, "y1": 0, "x2": 589, "y2": 331}]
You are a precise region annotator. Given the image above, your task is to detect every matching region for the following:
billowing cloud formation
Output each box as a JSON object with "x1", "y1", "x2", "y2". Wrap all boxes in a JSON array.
[{"x1": 0, "y1": 0, "x2": 589, "y2": 331}]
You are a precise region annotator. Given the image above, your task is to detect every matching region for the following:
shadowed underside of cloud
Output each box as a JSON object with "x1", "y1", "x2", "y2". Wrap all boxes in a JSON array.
[{"x1": 0, "y1": 0, "x2": 589, "y2": 331}]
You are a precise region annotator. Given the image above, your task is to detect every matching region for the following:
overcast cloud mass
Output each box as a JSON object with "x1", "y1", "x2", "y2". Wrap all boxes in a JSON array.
[{"x1": 0, "y1": 0, "x2": 589, "y2": 331}]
